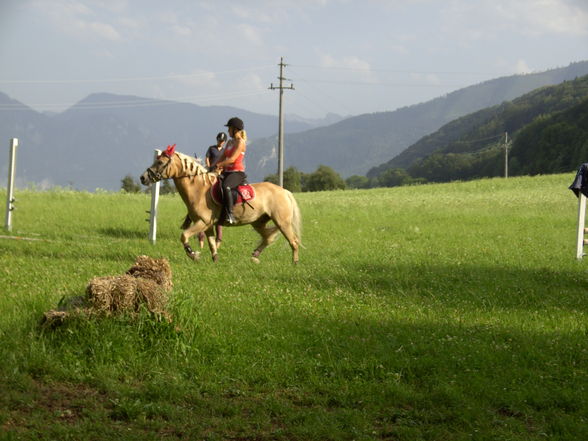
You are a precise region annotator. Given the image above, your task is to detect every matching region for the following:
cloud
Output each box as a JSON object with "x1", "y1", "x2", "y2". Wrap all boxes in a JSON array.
[
  {"x1": 438, "y1": 0, "x2": 588, "y2": 46},
  {"x1": 31, "y1": 0, "x2": 122, "y2": 40},
  {"x1": 495, "y1": 0, "x2": 588, "y2": 36},
  {"x1": 320, "y1": 54, "x2": 372, "y2": 71},
  {"x1": 236, "y1": 23, "x2": 264, "y2": 46},
  {"x1": 410, "y1": 72, "x2": 442, "y2": 85},
  {"x1": 514, "y1": 59, "x2": 532, "y2": 74},
  {"x1": 173, "y1": 69, "x2": 219, "y2": 89}
]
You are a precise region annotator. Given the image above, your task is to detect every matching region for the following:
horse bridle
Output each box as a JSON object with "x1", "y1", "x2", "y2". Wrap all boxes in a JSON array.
[{"x1": 146, "y1": 153, "x2": 173, "y2": 182}]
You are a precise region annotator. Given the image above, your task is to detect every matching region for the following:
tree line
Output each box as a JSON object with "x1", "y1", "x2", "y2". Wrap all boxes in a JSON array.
[{"x1": 121, "y1": 165, "x2": 348, "y2": 194}]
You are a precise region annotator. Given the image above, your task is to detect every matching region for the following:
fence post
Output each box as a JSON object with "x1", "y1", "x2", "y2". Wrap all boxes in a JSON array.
[
  {"x1": 5, "y1": 138, "x2": 18, "y2": 232},
  {"x1": 576, "y1": 193, "x2": 587, "y2": 259},
  {"x1": 148, "y1": 149, "x2": 161, "y2": 245}
]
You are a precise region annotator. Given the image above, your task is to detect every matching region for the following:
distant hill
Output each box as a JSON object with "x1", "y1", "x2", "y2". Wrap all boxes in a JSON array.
[
  {"x1": 367, "y1": 75, "x2": 588, "y2": 183},
  {"x1": 1, "y1": 60, "x2": 588, "y2": 191},
  {"x1": 0, "y1": 92, "x2": 329, "y2": 191},
  {"x1": 247, "y1": 61, "x2": 588, "y2": 180}
]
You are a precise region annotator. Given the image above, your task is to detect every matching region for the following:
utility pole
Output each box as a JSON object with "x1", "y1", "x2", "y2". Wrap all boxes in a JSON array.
[
  {"x1": 504, "y1": 132, "x2": 511, "y2": 178},
  {"x1": 269, "y1": 57, "x2": 294, "y2": 187}
]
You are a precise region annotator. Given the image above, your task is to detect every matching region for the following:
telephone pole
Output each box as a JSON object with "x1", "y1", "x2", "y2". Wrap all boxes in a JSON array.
[
  {"x1": 269, "y1": 57, "x2": 294, "y2": 187},
  {"x1": 504, "y1": 132, "x2": 511, "y2": 178}
]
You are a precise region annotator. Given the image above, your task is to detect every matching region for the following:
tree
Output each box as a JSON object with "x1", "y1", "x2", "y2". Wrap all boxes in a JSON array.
[
  {"x1": 263, "y1": 173, "x2": 279, "y2": 185},
  {"x1": 303, "y1": 165, "x2": 346, "y2": 192},
  {"x1": 345, "y1": 175, "x2": 370, "y2": 189},
  {"x1": 160, "y1": 179, "x2": 176, "y2": 195},
  {"x1": 283, "y1": 167, "x2": 302, "y2": 192},
  {"x1": 121, "y1": 174, "x2": 141, "y2": 193},
  {"x1": 264, "y1": 167, "x2": 302, "y2": 192},
  {"x1": 376, "y1": 168, "x2": 413, "y2": 187}
]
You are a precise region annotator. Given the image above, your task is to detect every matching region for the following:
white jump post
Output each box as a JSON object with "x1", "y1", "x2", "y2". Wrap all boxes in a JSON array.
[
  {"x1": 4, "y1": 138, "x2": 18, "y2": 232},
  {"x1": 148, "y1": 149, "x2": 161, "y2": 245},
  {"x1": 576, "y1": 193, "x2": 587, "y2": 259}
]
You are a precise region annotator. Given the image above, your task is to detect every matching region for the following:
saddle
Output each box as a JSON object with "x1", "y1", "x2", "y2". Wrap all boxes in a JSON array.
[{"x1": 210, "y1": 181, "x2": 256, "y2": 206}]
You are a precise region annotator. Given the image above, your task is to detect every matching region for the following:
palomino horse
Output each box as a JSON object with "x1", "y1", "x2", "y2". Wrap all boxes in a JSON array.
[{"x1": 140, "y1": 145, "x2": 301, "y2": 264}]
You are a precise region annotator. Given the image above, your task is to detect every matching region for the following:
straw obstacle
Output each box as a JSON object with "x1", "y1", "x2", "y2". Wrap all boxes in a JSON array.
[{"x1": 41, "y1": 255, "x2": 173, "y2": 327}]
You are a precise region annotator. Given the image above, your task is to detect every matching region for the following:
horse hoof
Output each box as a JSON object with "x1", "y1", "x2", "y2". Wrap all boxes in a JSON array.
[
  {"x1": 189, "y1": 251, "x2": 201, "y2": 262},
  {"x1": 251, "y1": 256, "x2": 260, "y2": 264},
  {"x1": 212, "y1": 254, "x2": 219, "y2": 263}
]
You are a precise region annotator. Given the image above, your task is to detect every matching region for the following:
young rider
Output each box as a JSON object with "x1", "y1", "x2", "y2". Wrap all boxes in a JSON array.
[
  {"x1": 205, "y1": 132, "x2": 227, "y2": 168},
  {"x1": 210, "y1": 117, "x2": 247, "y2": 225},
  {"x1": 198, "y1": 132, "x2": 227, "y2": 247}
]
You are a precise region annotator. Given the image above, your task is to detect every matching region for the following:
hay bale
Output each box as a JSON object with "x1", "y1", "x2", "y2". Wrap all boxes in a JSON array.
[
  {"x1": 41, "y1": 255, "x2": 173, "y2": 327},
  {"x1": 85, "y1": 275, "x2": 169, "y2": 315},
  {"x1": 86, "y1": 275, "x2": 140, "y2": 313},
  {"x1": 126, "y1": 255, "x2": 172, "y2": 292}
]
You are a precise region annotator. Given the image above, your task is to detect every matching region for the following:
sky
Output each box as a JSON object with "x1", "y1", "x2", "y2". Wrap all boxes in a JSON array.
[{"x1": 0, "y1": 0, "x2": 587, "y2": 119}]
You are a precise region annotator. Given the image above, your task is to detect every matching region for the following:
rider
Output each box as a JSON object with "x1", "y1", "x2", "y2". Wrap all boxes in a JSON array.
[
  {"x1": 195, "y1": 132, "x2": 228, "y2": 247},
  {"x1": 206, "y1": 132, "x2": 227, "y2": 168},
  {"x1": 210, "y1": 117, "x2": 247, "y2": 225}
]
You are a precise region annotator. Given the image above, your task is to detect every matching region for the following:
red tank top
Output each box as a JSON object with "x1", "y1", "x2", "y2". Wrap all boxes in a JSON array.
[{"x1": 224, "y1": 140, "x2": 246, "y2": 172}]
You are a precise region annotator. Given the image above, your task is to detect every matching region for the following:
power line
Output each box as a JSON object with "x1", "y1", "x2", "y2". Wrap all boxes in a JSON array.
[
  {"x1": 290, "y1": 64, "x2": 510, "y2": 76},
  {"x1": 0, "y1": 89, "x2": 269, "y2": 111},
  {"x1": 294, "y1": 77, "x2": 466, "y2": 88},
  {"x1": 0, "y1": 65, "x2": 275, "y2": 84}
]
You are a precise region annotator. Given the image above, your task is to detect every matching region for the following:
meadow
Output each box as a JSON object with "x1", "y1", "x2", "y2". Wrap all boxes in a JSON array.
[{"x1": 0, "y1": 174, "x2": 587, "y2": 440}]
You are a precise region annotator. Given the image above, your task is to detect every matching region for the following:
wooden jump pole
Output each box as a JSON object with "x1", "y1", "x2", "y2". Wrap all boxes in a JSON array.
[
  {"x1": 576, "y1": 193, "x2": 587, "y2": 259},
  {"x1": 148, "y1": 149, "x2": 161, "y2": 245},
  {"x1": 4, "y1": 138, "x2": 18, "y2": 232}
]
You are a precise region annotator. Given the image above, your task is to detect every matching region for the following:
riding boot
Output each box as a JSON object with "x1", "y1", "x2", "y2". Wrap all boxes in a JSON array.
[{"x1": 224, "y1": 187, "x2": 236, "y2": 225}]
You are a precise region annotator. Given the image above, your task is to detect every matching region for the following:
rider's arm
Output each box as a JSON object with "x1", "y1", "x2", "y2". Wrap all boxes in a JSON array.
[
  {"x1": 216, "y1": 139, "x2": 244, "y2": 168},
  {"x1": 209, "y1": 150, "x2": 225, "y2": 170}
]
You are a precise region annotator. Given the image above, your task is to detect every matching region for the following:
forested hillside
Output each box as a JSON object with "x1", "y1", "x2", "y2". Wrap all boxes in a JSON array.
[
  {"x1": 509, "y1": 98, "x2": 588, "y2": 175},
  {"x1": 248, "y1": 61, "x2": 588, "y2": 180},
  {"x1": 366, "y1": 75, "x2": 588, "y2": 185}
]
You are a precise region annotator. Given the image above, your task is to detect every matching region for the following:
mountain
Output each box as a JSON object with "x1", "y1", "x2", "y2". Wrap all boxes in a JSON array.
[
  {"x1": 0, "y1": 93, "x2": 318, "y2": 191},
  {"x1": 367, "y1": 74, "x2": 588, "y2": 184},
  {"x1": 2, "y1": 60, "x2": 588, "y2": 191},
  {"x1": 246, "y1": 61, "x2": 588, "y2": 181}
]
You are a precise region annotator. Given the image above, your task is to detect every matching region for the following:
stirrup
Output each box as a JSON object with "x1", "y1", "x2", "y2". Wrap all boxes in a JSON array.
[{"x1": 226, "y1": 213, "x2": 236, "y2": 225}]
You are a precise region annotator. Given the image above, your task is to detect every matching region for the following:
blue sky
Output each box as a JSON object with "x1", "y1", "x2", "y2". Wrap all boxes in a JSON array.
[{"x1": 1, "y1": 0, "x2": 587, "y2": 118}]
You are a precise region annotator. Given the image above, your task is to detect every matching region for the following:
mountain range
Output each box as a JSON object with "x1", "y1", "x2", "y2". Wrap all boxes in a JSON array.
[
  {"x1": 378, "y1": 75, "x2": 588, "y2": 183},
  {"x1": 1, "y1": 60, "x2": 587, "y2": 191},
  {"x1": 247, "y1": 61, "x2": 588, "y2": 181},
  {"x1": 0, "y1": 93, "x2": 339, "y2": 190}
]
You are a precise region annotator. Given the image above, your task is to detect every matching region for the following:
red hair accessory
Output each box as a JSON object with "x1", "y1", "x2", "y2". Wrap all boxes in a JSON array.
[{"x1": 162, "y1": 144, "x2": 176, "y2": 158}]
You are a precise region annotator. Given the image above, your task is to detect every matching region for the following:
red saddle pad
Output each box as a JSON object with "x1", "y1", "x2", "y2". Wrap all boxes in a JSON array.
[{"x1": 210, "y1": 181, "x2": 256, "y2": 205}]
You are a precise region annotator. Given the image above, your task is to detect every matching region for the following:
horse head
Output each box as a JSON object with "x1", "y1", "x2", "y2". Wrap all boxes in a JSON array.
[
  {"x1": 140, "y1": 145, "x2": 213, "y2": 186},
  {"x1": 140, "y1": 145, "x2": 176, "y2": 185}
]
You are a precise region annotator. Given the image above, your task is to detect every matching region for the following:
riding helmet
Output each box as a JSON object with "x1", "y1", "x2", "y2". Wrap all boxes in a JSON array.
[
  {"x1": 224, "y1": 117, "x2": 244, "y2": 131},
  {"x1": 216, "y1": 132, "x2": 227, "y2": 142}
]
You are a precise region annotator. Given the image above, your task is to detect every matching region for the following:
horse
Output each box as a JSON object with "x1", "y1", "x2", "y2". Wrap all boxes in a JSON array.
[{"x1": 139, "y1": 145, "x2": 302, "y2": 264}]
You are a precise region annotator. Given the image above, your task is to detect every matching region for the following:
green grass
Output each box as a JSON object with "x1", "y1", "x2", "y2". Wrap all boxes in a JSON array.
[{"x1": 0, "y1": 174, "x2": 587, "y2": 440}]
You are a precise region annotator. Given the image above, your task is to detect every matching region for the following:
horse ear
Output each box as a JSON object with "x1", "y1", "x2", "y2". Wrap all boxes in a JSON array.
[{"x1": 164, "y1": 144, "x2": 176, "y2": 157}]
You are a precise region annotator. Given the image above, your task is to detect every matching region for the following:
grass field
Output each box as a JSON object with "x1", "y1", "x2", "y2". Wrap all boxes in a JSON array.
[{"x1": 0, "y1": 174, "x2": 587, "y2": 440}]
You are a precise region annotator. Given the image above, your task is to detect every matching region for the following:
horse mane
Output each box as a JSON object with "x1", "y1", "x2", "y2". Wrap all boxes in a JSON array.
[{"x1": 174, "y1": 152, "x2": 217, "y2": 185}]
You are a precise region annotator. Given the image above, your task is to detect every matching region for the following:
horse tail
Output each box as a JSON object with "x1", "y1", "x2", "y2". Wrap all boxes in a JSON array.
[{"x1": 287, "y1": 190, "x2": 302, "y2": 245}]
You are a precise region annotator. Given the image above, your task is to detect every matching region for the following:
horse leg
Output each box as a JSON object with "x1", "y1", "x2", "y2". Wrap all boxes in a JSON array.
[
  {"x1": 250, "y1": 218, "x2": 281, "y2": 263},
  {"x1": 181, "y1": 220, "x2": 209, "y2": 261},
  {"x1": 205, "y1": 227, "x2": 220, "y2": 262},
  {"x1": 272, "y1": 217, "x2": 300, "y2": 264}
]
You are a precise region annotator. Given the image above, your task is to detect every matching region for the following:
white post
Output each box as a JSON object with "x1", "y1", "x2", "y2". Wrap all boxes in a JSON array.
[
  {"x1": 576, "y1": 193, "x2": 586, "y2": 259},
  {"x1": 5, "y1": 138, "x2": 18, "y2": 232},
  {"x1": 148, "y1": 149, "x2": 161, "y2": 245}
]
